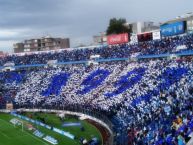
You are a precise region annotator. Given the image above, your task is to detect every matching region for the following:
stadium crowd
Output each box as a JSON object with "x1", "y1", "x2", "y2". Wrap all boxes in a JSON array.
[
  {"x1": 0, "y1": 57, "x2": 193, "y2": 145},
  {"x1": 0, "y1": 34, "x2": 193, "y2": 145},
  {"x1": 0, "y1": 34, "x2": 193, "y2": 66}
]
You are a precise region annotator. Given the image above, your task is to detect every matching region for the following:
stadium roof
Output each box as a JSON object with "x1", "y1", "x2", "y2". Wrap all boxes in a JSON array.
[{"x1": 161, "y1": 12, "x2": 193, "y2": 25}]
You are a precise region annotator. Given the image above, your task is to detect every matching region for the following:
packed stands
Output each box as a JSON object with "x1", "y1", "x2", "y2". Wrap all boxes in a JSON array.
[
  {"x1": 0, "y1": 34, "x2": 193, "y2": 145},
  {"x1": 0, "y1": 34, "x2": 193, "y2": 66}
]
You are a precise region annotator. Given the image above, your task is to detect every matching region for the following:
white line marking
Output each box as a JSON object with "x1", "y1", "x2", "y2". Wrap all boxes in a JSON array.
[
  {"x1": 0, "y1": 119, "x2": 49, "y2": 145},
  {"x1": 0, "y1": 130, "x2": 10, "y2": 139},
  {"x1": 0, "y1": 120, "x2": 11, "y2": 139},
  {"x1": 23, "y1": 130, "x2": 49, "y2": 145}
]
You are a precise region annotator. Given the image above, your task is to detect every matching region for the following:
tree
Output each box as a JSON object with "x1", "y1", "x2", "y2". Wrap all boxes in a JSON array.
[{"x1": 106, "y1": 18, "x2": 132, "y2": 35}]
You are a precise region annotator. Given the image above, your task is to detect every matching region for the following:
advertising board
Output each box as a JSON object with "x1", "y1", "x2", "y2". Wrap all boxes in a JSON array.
[
  {"x1": 160, "y1": 21, "x2": 185, "y2": 36},
  {"x1": 130, "y1": 34, "x2": 138, "y2": 43},
  {"x1": 107, "y1": 33, "x2": 129, "y2": 45},
  {"x1": 153, "y1": 31, "x2": 161, "y2": 40},
  {"x1": 187, "y1": 20, "x2": 193, "y2": 31},
  {"x1": 137, "y1": 32, "x2": 153, "y2": 42}
]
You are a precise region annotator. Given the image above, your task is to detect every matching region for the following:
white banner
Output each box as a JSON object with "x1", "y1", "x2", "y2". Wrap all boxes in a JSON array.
[
  {"x1": 130, "y1": 34, "x2": 138, "y2": 43},
  {"x1": 153, "y1": 31, "x2": 161, "y2": 40}
]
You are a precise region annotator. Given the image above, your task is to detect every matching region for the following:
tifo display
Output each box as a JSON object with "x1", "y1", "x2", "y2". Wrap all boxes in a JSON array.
[{"x1": 0, "y1": 33, "x2": 193, "y2": 145}]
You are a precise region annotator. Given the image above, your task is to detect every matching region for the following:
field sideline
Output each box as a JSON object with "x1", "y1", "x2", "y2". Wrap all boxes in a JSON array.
[
  {"x1": 0, "y1": 118, "x2": 49, "y2": 145},
  {"x1": 0, "y1": 113, "x2": 102, "y2": 145}
]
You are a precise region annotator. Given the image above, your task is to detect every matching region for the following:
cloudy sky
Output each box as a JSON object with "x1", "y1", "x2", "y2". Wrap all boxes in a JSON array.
[{"x1": 0, "y1": 0, "x2": 193, "y2": 52}]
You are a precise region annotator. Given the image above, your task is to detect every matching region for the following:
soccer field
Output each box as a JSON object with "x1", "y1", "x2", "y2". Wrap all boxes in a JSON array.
[
  {"x1": 0, "y1": 113, "x2": 102, "y2": 145},
  {"x1": 0, "y1": 118, "x2": 48, "y2": 145}
]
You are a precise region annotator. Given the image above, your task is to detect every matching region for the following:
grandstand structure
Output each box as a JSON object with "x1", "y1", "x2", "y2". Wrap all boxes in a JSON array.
[{"x1": 0, "y1": 18, "x2": 193, "y2": 145}]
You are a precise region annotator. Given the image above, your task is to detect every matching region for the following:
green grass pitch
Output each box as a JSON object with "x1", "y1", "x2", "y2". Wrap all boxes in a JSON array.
[{"x1": 0, "y1": 113, "x2": 102, "y2": 145}]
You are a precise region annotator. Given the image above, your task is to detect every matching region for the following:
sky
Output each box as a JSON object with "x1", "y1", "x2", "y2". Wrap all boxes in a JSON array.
[{"x1": 0, "y1": 0, "x2": 193, "y2": 52}]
